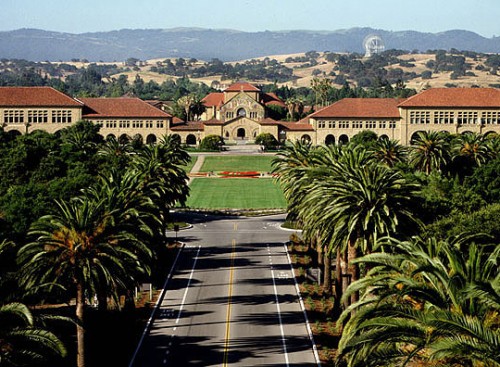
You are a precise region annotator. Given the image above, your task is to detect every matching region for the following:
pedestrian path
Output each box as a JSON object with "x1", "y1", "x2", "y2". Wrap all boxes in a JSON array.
[{"x1": 188, "y1": 155, "x2": 205, "y2": 185}]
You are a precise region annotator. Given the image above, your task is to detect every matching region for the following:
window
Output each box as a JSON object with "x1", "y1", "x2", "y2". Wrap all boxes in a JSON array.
[
  {"x1": 51, "y1": 110, "x2": 72, "y2": 123},
  {"x1": 434, "y1": 111, "x2": 454, "y2": 124},
  {"x1": 410, "y1": 111, "x2": 430, "y2": 124},
  {"x1": 145, "y1": 120, "x2": 153, "y2": 128},
  {"x1": 353, "y1": 121, "x2": 362, "y2": 129},
  {"x1": 156, "y1": 121, "x2": 164, "y2": 128},
  {"x1": 339, "y1": 120, "x2": 350, "y2": 129},
  {"x1": 250, "y1": 111, "x2": 258, "y2": 119},
  {"x1": 328, "y1": 120, "x2": 335, "y2": 129},
  {"x1": 365, "y1": 120, "x2": 376, "y2": 129},
  {"x1": 389, "y1": 121, "x2": 396, "y2": 129},
  {"x1": 482, "y1": 111, "x2": 499, "y2": 125},
  {"x1": 457, "y1": 111, "x2": 478, "y2": 125},
  {"x1": 318, "y1": 121, "x2": 326, "y2": 129},
  {"x1": 28, "y1": 110, "x2": 48, "y2": 123},
  {"x1": 4, "y1": 110, "x2": 24, "y2": 124},
  {"x1": 225, "y1": 111, "x2": 234, "y2": 119},
  {"x1": 378, "y1": 121, "x2": 386, "y2": 129}
]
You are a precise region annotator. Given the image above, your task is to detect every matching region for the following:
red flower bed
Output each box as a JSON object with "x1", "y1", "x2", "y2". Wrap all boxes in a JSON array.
[{"x1": 218, "y1": 171, "x2": 260, "y2": 178}]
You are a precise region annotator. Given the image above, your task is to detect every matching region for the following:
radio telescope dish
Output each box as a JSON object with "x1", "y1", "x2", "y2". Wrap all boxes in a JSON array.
[{"x1": 364, "y1": 35, "x2": 385, "y2": 57}]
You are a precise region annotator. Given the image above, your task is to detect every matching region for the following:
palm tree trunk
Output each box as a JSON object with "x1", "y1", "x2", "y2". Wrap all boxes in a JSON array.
[
  {"x1": 323, "y1": 250, "x2": 332, "y2": 295},
  {"x1": 341, "y1": 249, "x2": 349, "y2": 310},
  {"x1": 348, "y1": 241, "x2": 360, "y2": 305},
  {"x1": 76, "y1": 282, "x2": 86, "y2": 367},
  {"x1": 334, "y1": 248, "x2": 343, "y2": 314},
  {"x1": 316, "y1": 236, "x2": 323, "y2": 267}
]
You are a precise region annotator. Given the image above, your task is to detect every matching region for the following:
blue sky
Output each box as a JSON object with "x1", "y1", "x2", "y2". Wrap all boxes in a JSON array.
[{"x1": 3, "y1": 0, "x2": 499, "y2": 37}]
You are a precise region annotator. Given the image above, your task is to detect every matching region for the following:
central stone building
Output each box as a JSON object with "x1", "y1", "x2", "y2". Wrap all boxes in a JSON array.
[{"x1": 171, "y1": 81, "x2": 298, "y2": 143}]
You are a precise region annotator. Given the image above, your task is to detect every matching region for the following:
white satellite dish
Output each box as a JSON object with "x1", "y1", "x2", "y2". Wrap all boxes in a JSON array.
[{"x1": 364, "y1": 35, "x2": 385, "y2": 57}]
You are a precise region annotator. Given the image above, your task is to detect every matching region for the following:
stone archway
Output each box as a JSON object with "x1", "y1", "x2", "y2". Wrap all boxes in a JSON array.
[
  {"x1": 146, "y1": 134, "x2": 157, "y2": 145},
  {"x1": 237, "y1": 128, "x2": 246, "y2": 139},
  {"x1": 325, "y1": 134, "x2": 335, "y2": 145},
  {"x1": 301, "y1": 134, "x2": 311, "y2": 142},
  {"x1": 339, "y1": 134, "x2": 349, "y2": 145},
  {"x1": 186, "y1": 134, "x2": 197, "y2": 145},
  {"x1": 119, "y1": 134, "x2": 130, "y2": 144}
]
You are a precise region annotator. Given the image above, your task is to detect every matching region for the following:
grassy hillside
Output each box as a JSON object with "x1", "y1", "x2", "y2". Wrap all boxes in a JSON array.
[{"x1": 86, "y1": 51, "x2": 500, "y2": 92}]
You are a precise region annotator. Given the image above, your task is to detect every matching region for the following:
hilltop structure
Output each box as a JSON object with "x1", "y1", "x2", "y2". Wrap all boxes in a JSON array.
[{"x1": 1, "y1": 83, "x2": 500, "y2": 145}]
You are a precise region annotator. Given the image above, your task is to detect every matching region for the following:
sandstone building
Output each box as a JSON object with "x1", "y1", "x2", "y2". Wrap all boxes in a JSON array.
[{"x1": 1, "y1": 84, "x2": 500, "y2": 145}]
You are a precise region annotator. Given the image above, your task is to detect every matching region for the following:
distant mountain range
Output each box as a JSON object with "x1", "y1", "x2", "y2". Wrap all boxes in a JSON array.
[{"x1": 1, "y1": 27, "x2": 500, "y2": 62}]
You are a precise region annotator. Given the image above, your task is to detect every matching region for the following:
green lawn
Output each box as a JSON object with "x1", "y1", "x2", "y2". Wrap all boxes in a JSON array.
[
  {"x1": 185, "y1": 178, "x2": 286, "y2": 209},
  {"x1": 179, "y1": 155, "x2": 197, "y2": 173},
  {"x1": 199, "y1": 155, "x2": 275, "y2": 173}
]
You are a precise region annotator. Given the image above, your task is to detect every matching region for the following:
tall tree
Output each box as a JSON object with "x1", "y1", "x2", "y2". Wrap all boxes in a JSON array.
[
  {"x1": 337, "y1": 235, "x2": 500, "y2": 367},
  {"x1": 409, "y1": 131, "x2": 450, "y2": 175},
  {"x1": 16, "y1": 169, "x2": 155, "y2": 367},
  {"x1": 0, "y1": 302, "x2": 67, "y2": 366}
]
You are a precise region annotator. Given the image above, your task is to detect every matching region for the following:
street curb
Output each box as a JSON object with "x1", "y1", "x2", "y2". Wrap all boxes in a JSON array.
[
  {"x1": 128, "y1": 242, "x2": 185, "y2": 367},
  {"x1": 283, "y1": 243, "x2": 322, "y2": 367}
]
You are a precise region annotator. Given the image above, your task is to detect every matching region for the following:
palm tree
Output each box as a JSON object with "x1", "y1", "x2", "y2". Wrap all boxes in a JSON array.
[
  {"x1": 337, "y1": 235, "x2": 500, "y2": 367},
  {"x1": 370, "y1": 137, "x2": 407, "y2": 167},
  {"x1": 0, "y1": 302, "x2": 67, "y2": 366},
  {"x1": 177, "y1": 94, "x2": 195, "y2": 121},
  {"x1": 409, "y1": 131, "x2": 450, "y2": 174},
  {"x1": 453, "y1": 133, "x2": 491, "y2": 166},
  {"x1": 17, "y1": 169, "x2": 155, "y2": 367},
  {"x1": 285, "y1": 98, "x2": 297, "y2": 121},
  {"x1": 298, "y1": 146, "x2": 420, "y2": 307}
]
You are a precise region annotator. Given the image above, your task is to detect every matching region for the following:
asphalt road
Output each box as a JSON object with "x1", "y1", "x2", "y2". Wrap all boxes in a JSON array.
[{"x1": 131, "y1": 213, "x2": 320, "y2": 367}]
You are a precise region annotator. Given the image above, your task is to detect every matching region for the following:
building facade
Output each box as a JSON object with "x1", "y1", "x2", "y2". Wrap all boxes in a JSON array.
[{"x1": 1, "y1": 85, "x2": 500, "y2": 145}]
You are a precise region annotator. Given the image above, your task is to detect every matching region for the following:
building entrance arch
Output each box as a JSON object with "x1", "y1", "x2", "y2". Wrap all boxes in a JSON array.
[{"x1": 237, "y1": 128, "x2": 246, "y2": 139}]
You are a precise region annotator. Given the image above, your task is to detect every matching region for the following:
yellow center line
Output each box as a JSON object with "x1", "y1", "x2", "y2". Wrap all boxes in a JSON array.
[{"x1": 223, "y1": 238, "x2": 237, "y2": 366}]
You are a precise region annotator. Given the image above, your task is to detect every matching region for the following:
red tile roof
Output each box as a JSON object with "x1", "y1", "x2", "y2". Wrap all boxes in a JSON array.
[
  {"x1": 203, "y1": 118, "x2": 224, "y2": 125},
  {"x1": 278, "y1": 122, "x2": 315, "y2": 131},
  {"x1": 170, "y1": 121, "x2": 204, "y2": 131},
  {"x1": 261, "y1": 92, "x2": 286, "y2": 107},
  {"x1": 310, "y1": 98, "x2": 402, "y2": 119},
  {"x1": 225, "y1": 82, "x2": 261, "y2": 92},
  {"x1": 201, "y1": 93, "x2": 224, "y2": 107},
  {"x1": 0, "y1": 86, "x2": 82, "y2": 107},
  {"x1": 398, "y1": 88, "x2": 500, "y2": 107},
  {"x1": 80, "y1": 98, "x2": 172, "y2": 118}
]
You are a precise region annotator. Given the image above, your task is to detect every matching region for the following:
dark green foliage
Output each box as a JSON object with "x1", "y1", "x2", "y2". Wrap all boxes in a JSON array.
[
  {"x1": 199, "y1": 135, "x2": 224, "y2": 151},
  {"x1": 255, "y1": 133, "x2": 279, "y2": 150},
  {"x1": 426, "y1": 203, "x2": 500, "y2": 242}
]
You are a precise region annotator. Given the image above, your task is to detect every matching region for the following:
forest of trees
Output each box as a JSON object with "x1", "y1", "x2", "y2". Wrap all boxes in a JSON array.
[
  {"x1": 0, "y1": 122, "x2": 191, "y2": 367},
  {"x1": 273, "y1": 130, "x2": 500, "y2": 366}
]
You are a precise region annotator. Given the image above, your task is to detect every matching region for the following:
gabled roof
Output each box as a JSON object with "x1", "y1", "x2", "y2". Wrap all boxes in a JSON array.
[
  {"x1": 202, "y1": 93, "x2": 224, "y2": 107},
  {"x1": 398, "y1": 88, "x2": 500, "y2": 108},
  {"x1": 278, "y1": 122, "x2": 315, "y2": 131},
  {"x1": 170, "y1": 121, "x2": 204, "y2": 131},
  {"x1": 0, "y1": 86, "x2": 82, "y2": 107},
  {"x1": 225, "y1": 81, "x2": 261, "y2": 92},
  {"x1": 80, "y1": 98, "x2": 172, "y2": 118},
  {"x1": 261, "y1": 92, "x2": 286, "y2": 108},
  {"x1": 310, "y1": 98, "x2": 402, "y2": 119}
]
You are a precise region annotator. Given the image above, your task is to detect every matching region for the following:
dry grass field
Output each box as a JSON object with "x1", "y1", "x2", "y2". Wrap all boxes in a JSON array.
[{"x1": 57, "y1": 51, "x2": 500, "y2": 91}]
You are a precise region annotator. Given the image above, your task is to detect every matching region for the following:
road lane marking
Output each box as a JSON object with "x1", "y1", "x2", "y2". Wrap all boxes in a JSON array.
[
  {"x1": 223, "y1": 239, "x2": 237, "y2": 366},
  {"x1": 128, "y1": 243, "x2": 185, "y2": 367},
  {"x1": 268, "y1": 244, "x2": 290, "y2": 366},
  {"x1": 233, "y1": 222, "x2": 238, "y2": 231},
  {"x1": 283, "y1": 244, "x2": 321, "y2": 366},
  {"x1": 175, "y1": 246, "x2": 201, "y2": 324}
]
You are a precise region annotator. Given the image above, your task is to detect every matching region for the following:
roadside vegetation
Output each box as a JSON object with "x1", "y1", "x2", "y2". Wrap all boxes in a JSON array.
[
  {"x1": 0, "y1": 122, "x2": 191, "y2": 367},
  {"x1": 273, "y1": 131, "x2": 500, "y2": 366}
]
